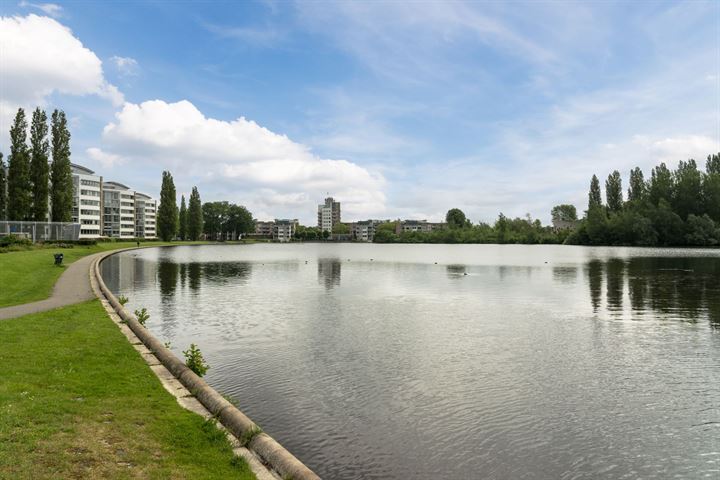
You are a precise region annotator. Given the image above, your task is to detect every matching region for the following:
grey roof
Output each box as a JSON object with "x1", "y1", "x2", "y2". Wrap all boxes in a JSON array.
[
  {"x1": 70, "y1": 163, "x2": 95, "y2": 175},
  {"x1": 103, "y1": 181, "x2": 131, "y2": 190}
]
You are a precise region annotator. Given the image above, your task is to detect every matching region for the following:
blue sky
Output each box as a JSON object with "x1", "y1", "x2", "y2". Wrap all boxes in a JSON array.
[{"x1": 1, "y1": 1, "x2": 718, "y2": 224}]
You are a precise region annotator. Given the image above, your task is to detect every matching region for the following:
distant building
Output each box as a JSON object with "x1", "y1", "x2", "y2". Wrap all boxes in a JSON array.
[
  {"x1": 395, "y1": 220, "x2": 446, "y2": 235},
  {"x1": 252, "y1": 221, "x2": 274, "y2": 238},
  {"x1": 350, "y1": 219, "x2": 389, "y2": 242},
  {"x1": 71, "y1": 163, "x2": 102, "y2": 239},
  {"x1": 317, "y1": 197, "x2": 341, "y2": 232},
  {"x1": 273, "y1": 219, "x2": 298, "y2": 242}
]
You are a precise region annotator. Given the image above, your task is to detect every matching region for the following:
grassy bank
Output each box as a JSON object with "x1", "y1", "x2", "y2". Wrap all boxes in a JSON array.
[
  {"x1": 0, "y1": 241, "x2": 208, "y2": 308},
  {"x1": 0, "y1": 300, "x2": 255, "y2": 479}
]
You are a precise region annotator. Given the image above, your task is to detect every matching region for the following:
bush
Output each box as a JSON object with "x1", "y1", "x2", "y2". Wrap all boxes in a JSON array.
[{"x1": 0, "y1": 234, "x2": 32, "y2": 248}]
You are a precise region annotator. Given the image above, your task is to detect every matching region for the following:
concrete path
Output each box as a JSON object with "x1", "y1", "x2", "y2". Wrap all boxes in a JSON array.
[{"x1": 0, "y1": 252, "x2": 105, "y2": 320}]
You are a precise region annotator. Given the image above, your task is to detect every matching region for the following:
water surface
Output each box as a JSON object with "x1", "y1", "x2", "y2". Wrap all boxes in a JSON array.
[{"x1": 101, "y1": 244, "x2": 720, "y2": 479}]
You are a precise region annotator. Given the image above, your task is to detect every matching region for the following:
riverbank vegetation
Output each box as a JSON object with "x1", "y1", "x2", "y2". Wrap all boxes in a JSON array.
[
  {"x1": 566, "y1": 153, "x2": 720, "y2": 246},
  {"x1": 0, "y1": 300, "x2": 254, "y2": 479}
]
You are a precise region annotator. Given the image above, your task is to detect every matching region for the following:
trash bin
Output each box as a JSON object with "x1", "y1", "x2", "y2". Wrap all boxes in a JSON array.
[{"x1": 54, "y1": 253, "x2": 63, "y2": 266}]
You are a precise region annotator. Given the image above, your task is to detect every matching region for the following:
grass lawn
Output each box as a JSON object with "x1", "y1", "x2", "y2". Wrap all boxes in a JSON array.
[
  {"x1": 0, "y1": 241, "x2": 208, "y2": 308},
  {"x1": 0, "y1": 300, "x2": 255, "y2": 480}
]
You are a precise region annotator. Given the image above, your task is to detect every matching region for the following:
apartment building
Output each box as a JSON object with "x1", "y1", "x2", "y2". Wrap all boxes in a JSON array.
[
  {"x1": 102, "y1": 181, "x2": 137, "y2": 239},
  {"x1": 134, "y1": 192, "x2": 157, "y2": 239},
  {"x1": 252, "y1": 221, "x2": 274, "y2": 238},
  {"x1": 71, "y1": 163, "x2": 103, "y2": 239},
  {"x1": 350, "y1": 219, "x2": 389, "y2": 242},
  {"x1": 317, "y1": 197, "x2": 341, "y2": 232},
  {"x1": 395, "y1": 220, "x2": 447, "y2": 234},
  {"x1": 273, "y1": 219, "x2": 298, "y2": 242}
]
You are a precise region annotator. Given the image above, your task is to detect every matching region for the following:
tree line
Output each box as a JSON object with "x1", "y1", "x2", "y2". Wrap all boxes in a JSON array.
[
  {"x1": 156, "y1": 170, "x2": 254, "y2": 241},
  {"x1": 374, "y1": 208, "x2": 566, "y2": 244},
  {"x1": 0, "y1": 108, "x2": 73, "y2": 222},
  {"x1": 566, "y1": 153, "x2": 720, "y2": 246}
]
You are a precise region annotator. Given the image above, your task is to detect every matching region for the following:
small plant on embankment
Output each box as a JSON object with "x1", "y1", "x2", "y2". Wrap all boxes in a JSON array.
[
  {"x1": 134, "y1": 307, "x2": 150, "y2": 326},
  {"x1": 184, "y1": 343, "x2": 209, "y2": 377},
  {"x1": 239, "y1": 425, "x2": 263, "y2": 447},
  {"x1": 118, "y1": 295, "x2": 129, "y2": 306}
]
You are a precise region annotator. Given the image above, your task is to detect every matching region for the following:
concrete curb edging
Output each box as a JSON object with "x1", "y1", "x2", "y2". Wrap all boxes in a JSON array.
[{"x1": 92, "y1": 248, "x2": 321, "y2": 480}]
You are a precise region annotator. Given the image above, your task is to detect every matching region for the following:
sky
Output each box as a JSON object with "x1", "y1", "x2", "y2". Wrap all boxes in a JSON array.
[{"x1": 0, "y1": 0, "x2": 718, "y2": 225}]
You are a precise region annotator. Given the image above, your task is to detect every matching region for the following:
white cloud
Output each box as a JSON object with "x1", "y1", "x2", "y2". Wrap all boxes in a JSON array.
[
  {"x1": 95, "y1": 100, "x2": 386, "y2": 222},
  {"x1": 18, "y1": 1, "x2": 63, "y2": 18},
  {"x1": 110, "y1": 56, "x2": 139, "y2": 76},
  {"x1": 0, "y1": 14, "x2": 123, "y2": 140},
  {"x1": 86, "y1": 147, "x2": 125, "y2": 168}
]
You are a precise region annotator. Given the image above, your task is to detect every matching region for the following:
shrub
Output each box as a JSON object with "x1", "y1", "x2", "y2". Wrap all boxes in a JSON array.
[
  {"x1": 0, "y1": 234, "x2": 32, "y2": 248},
  {"x1": 183, "y1": 343, "x2": 209, "y2": 377},
  {"x1": 117, "y1": 295, "x2": 129, "y2": 306},
  {"x1": 134, "y1": 307, "x2": 150, "y2": 326}
]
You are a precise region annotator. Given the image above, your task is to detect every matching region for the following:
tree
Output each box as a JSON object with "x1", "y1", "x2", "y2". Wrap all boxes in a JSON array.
[
  {"x1": 684, "y1": 214, "x2": 719, "y2": 246},
  {"x1": 648, "y1": 162, "x2": 673, "y2": 207},
  {"x1": 551, "y1": 204, "x2": 577, "y2": 228},
  {"x1": 0, "y1": 152, "x2": 6, "y2": 220},
  {"x1": 157, "y1": 171, "x2": 179, "y2": 241},
  {"x1": 627, "y1": 167, "x2": 646, "y2": 203},
  {"x1": 187, "y1": 186, "x2": 203, "y2": 241},
  {"x1": 30, "y1": 108, "x2": 50, "y2": 221},
  {"x1": 225, "y1": 204, "x2": 254, "y2": 239},
  {"x1": 672, "y1": 159, "x2": 703, "y2": 219},
  {"x1": 446, "y1": 208, "x2": 468, "y2": 228},
  {"x1": 50, "y1": 109, "x2": 73, "y2": 222},
  {"x1": 704, "y1": 153, "x2": 720, "y2": 221},
  {"x1": 178, "y1": 195, "x2": 187, "y2": 240},
  {"x1": 605, "y1": 170, "x2": 623, "y2": 212},
  {"x1": 7, "y1": 108, "x2": 32, "y2": 220},
  {"x1": 332, "y1": 222, "x2": 349, "y2": 235},
  {"x1": 202, "y1": 201, "x2": 229, "y2": 240},
  {"x1": 322, "y1": 229, "x2": 330, "y2": 240},
  {"x1": 588, "y1": 175, "x2": 602, "y2": 210}
]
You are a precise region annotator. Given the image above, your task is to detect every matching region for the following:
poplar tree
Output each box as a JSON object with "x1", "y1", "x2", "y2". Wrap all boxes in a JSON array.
[
  {"x1": 157, "y1": 171, "x2": 178, "y2": 241},
  {"x1": 7, "y1": 108, "x2": 32, "y2": 221},
  {"x1": 30, "y1": 108, "x2": 50, "y2": 221},
  {"x1": 0, "y1": 152, "x2": 7, "y2": 220},
  {"x1": 627, "y1": 167, "x2": 646, "y2": 203},
  {"x1": 588, "y1": 175, "x2": 602, "y2": 210},
  {"x1": 187, "y1": 186, "x2": 203, "y2": 241},
  {"x1": 648, "y1": 163, "x2": 673, "y2": 207},
  {"x1": 50, "y1": 109, "x2": 73, "y2": 222},
  {"x1": 704, "y1": 153, "x2": 720, "y2": 221},
  {"x1": 605, "y1": 170, "x2": 623, "y2": 212},
  {"x1": 672, "y1": 159, "x2": 702, "y2": 220},
  {"x1": 178, "y1": 194, "x2": 187, "y2": 240}
]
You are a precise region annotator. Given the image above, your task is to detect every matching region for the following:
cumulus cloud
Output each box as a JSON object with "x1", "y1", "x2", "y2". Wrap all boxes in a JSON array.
[
  {"x1": 0, "y1": 14, "x2": 123, "y2": 139},
  {"x1": 110, "y1": 55, "x2": 139, "y2": 76},
  {"x1": 96, "y1": 100, "x2": 386, "y2": 222},
  {"x1": 86, "y1": 147, "x2": 125, "y2": 168}
]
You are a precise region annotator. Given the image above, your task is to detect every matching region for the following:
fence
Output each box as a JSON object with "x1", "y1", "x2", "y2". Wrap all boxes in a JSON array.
[{"x1": 0, "y1": 221, "x2": 81, "y2": 242}]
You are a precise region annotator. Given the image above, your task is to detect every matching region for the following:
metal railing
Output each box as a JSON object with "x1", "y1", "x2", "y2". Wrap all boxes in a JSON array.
[{"x1": 0, "y1": 221, "x2": 81, "y2": 242}]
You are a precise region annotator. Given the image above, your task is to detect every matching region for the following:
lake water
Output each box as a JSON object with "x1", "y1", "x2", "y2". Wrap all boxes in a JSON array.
[{"x1": 101, "y1": 244, "x2": 720, "y2": 479}]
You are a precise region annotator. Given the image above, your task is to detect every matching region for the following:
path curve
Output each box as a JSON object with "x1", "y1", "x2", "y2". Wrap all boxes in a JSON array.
[{"x1": 0, "y1": 252, "x2": 106, "y2": 320}]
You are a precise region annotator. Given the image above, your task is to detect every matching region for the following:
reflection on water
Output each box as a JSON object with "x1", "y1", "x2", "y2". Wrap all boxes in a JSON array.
[
  {"x1": 588, "y1": 256, "x2": 720, "y2": 325},
  {"x1": 100, "y1": 244, "x2": 720, "y2": 479},
  {"x1": 317, "y1": 258, "x2": 341, "y2": 290}
]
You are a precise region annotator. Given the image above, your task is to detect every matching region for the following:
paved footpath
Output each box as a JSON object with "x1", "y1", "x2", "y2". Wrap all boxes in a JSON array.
[{"x1": 0, "y1": 252, "x2": 106, "y2": 320}]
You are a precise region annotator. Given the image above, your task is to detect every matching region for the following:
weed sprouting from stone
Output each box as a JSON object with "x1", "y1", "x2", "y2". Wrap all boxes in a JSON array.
[
  {"x1": 134, "y1": 308, "x2": 150, "y2": 326},
  {"x1": 118, "y1": 295, "x2": 129, "y2": 307},
  {"x1": 183, "y1": 343, "x2": 209, "y2": 377}
]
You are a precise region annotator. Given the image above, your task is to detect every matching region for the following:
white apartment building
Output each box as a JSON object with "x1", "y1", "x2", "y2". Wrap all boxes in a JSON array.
[
  {"x1": 103, "y1": 182, "x2": 136, "y2": 239},
  {"x1": 134, "y1": 192, "x2": 157, "y2": 239},
  {"x1": 317, "y1": 197, "x2": 341, "y2": 232},
  {"x1": 71, "y1": 163, "x2": 103, "y2": 239},
  {"x1": 351, "y1": 219, "x2": 389, "y2": 242},
  {"x1": 273, "y1": 219, "x2": 298, "y2": 242}
]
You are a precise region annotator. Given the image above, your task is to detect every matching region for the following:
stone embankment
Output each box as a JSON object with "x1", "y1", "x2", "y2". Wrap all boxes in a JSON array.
[{"x1": 92, "y1": 249, "x2": 321, "y2": 480}]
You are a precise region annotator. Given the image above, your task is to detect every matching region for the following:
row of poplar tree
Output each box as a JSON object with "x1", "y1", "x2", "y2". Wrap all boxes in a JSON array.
[
  {"x1": 156, "y1": 171, "x2": 204, "y2": 242},
  {"x1": 567, "y1": 153, "x2": 720, "y2": 246},
  {"x1": 0, "y1": 108, "x2": 73, "y2": 222}
]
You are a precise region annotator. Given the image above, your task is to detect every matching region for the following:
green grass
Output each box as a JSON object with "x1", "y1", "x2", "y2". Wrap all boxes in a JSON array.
[
  {"x1": 0, "y1": 300, "x2": 255, "y2": 480},
  {"x1": 0, "y1": 241, "x2": 208, "y2": 308}
]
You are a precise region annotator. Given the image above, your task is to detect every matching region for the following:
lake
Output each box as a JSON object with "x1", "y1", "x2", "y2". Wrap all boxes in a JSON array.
[{"x1": 101, "y1": 243, "x2": 720, "y2": 479}]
